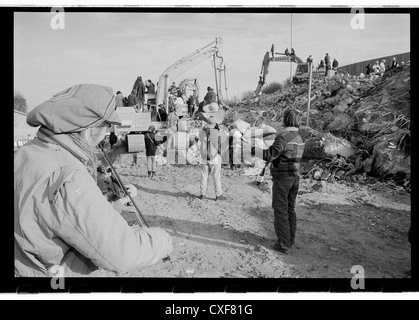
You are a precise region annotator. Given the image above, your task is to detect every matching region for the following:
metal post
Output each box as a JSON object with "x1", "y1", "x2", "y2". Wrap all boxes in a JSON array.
[
  {"x1": 218, "y1": 64, "x2": 223, "y2": 101},
  {"x1": 306, "y1": 61, "x2": 313, "y2": 127},
  {"x1": 224, "y1": 65, "x2": 228, "y2": 101},
  {"x1": 213, "y1": 54, "x2": 220, "y2": 105}
]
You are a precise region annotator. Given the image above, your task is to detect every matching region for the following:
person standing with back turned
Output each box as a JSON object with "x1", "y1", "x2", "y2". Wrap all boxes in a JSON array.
[
  {"x1": 144, "y1": 125, "x2": 161, "y2": 179},
  {"x1": 254, "y1": 108, "x2": 305, "y2": 254}
]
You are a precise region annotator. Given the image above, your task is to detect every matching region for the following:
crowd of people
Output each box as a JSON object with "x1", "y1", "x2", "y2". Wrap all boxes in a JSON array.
[
  {"x1": 312, "y1": 53, "x2": 339, "y2": 75},
  {"x1": 116, "y1": 76, "x2": 156, "y2": 113},
  {"x1": 364, "y1": 57, "x2": 404, "y2": 78},
  {"x1": 14, "y1": 80, "x2": 307, "y2": 277}
]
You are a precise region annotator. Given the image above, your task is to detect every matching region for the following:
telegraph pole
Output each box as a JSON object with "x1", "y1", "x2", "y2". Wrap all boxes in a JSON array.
[{"x1": 306, "y1": 61, "x2": 313, "y2": 127}]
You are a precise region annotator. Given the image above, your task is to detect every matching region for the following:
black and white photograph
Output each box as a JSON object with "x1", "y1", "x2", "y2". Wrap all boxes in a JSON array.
[{"x1": 11, "y1": 3, "x2": 413, "y2": 296}]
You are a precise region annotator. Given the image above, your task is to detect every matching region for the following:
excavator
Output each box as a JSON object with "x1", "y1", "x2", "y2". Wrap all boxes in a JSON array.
[
  {"x1": 112, "y1": 37, "x2": 228, "y2": 152},
  {"x1": 155, "y1": 37, "x2": 226, "y2": 117},
  {"x1": 254, "y1": 45, "x2": 327, "y2": 96}
]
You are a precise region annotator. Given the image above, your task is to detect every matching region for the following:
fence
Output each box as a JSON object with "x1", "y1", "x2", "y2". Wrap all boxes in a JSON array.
[{"x1": 337, "y1": 52, "x2": 410, "y2": 76}]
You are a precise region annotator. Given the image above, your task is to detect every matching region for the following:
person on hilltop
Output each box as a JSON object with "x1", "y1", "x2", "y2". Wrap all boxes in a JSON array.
[
  {"x1": 379, "y1": 59, "x2": 386, "y2": 76},
  {"x1": 324, "y1": 53, "x2": 331, "y2": 76},
  {"x1": 14, "y1": 84, "x2": 172, "y2": 277},
  {"x1": 203, "y1": 86, "x2": 217, "y2": 106},
  {"x1": 365, "y1": 62, "x2": 373, "y2": 76},
  {"x1": 332, "y1": 58, "x2": 339, "y2": 71}
]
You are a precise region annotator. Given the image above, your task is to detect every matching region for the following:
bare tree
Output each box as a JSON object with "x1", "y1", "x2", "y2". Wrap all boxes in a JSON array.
[{"x1": 14, "y1": 91, "x2": 28, "y2": 113}]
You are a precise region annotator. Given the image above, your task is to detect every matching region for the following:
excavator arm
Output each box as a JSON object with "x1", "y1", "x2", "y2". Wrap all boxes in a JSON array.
[
  {"x1": 254, "y1": 49, "x2": 303, "y2": 96},
  {"x1": 155, "y1": 37, "x2": 224, "y2": 112}
]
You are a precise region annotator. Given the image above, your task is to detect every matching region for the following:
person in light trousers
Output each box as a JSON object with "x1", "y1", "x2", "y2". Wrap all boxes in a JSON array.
[{"x1": 198, "y1": 123, "x2": 229, "y2": 201}]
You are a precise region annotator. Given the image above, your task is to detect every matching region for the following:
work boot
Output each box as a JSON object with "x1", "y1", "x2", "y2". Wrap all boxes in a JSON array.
[
  {"x1": 273, "y1": 241, "x2": 290, "y2": 254},
  {"x1": 151, "y1": 171, "x2": 155, "y2": 179},
  {"x1": 215, "y1": 195, "x2": 227, "y2": 201},
  {"x1": 147, "y1": 171, "x2": 151, "y2": 178}
]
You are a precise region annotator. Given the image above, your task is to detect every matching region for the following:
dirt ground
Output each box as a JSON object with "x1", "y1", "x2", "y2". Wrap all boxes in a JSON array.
[{"x1": 110, "y1": 152, "x2": 411, "y2": 279}]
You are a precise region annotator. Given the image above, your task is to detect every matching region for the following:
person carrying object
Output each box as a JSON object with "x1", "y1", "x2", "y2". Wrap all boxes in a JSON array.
[{"x1": 14, "y1": 84, "x2": 172, "y2": 277}]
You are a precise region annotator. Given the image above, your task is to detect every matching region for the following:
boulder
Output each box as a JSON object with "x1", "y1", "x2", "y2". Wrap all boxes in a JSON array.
[
  {"x1": 324, "y1": 95, "x2": 341, "y2": 106},
  {"x1": 234, "y1": 118, "x2": 251, "y2": 134},
  {"x1": 323, "y1": 134, "x2": 355, "y2": 158},
  {"x1": 332, "y1": 102, "x2": 350, "y2": 114},
  {"x1": 372, "y1": 132, "x2": 410, "y2": 178},
  {"x1": 203, "y1": 102, "x2": 220, "y2": 113},
  {"x1": 362, "y1": 157, "x2": 374, "y2": 173},
  {"x1": 326, "y1": 114, "x2": 354, "y2": 132},
  {"x1": 321, "y1": 112, "x2": 335, "y2": 126},
  {"x1": 196, "y1": 110, "x2": 226, "y2": 125},
  {"x1": 358, "y1": 122, "x2": 389, "y2": 134}
]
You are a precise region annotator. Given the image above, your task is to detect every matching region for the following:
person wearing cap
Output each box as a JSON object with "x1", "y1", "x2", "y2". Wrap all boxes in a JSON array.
[
  {"x1": 14, "y1": 84, "x2": 173, "y2": 277},
  {"x1": 144, "y1": 125, "x2": 161, "y2": 178},
  {"x1": 203, "y1": 86, "x2": 217, "y2": 106},
  {"x1": 198, "y1": 121, "x2": 229, "y2": 201},
  {"x1": 252, "y1": 109, "x2": 305, "y2": 254},
  {"x1": 324, "y1": 53, "x2": 331, "y2": 76}
]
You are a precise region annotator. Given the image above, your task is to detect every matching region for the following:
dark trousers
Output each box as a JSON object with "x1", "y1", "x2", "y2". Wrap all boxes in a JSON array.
[{"x1": 272, "y1": 175, "x2": 300, "y2": 249}]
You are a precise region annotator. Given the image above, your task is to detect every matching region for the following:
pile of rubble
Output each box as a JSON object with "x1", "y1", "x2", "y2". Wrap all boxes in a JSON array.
[{"x1": 230, "y1": 64, "x2": 411, "y2": 189}]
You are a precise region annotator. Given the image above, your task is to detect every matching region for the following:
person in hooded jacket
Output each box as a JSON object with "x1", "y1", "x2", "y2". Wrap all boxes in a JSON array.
[{"x1": 14, "y1": 84, "x2": 172, "y2": 277}]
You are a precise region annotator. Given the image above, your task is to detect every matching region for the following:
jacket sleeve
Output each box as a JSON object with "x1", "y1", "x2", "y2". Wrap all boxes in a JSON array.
[
  {"x1": 51, "y1": 169, "x2": 172, "y2": 274},
  {"x1": 262, "y1": 134, "x2": 286, "y2": 162}
]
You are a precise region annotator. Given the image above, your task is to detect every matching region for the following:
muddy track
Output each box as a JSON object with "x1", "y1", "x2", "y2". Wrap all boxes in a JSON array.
[{"x1": 105, "y1": 153, "x2": 411, "y2": 279}]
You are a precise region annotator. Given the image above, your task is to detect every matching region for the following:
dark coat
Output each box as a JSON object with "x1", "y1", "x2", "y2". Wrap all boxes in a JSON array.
[
  {"x1": 203, "y1": 90, "x2": 217, "y2": 105},
  {"x1": 144, "y1": 132, "x2": 160, "y2": 157},
  {"x1": 127, "y1": 93, "x2": 138, "y2": 106},
  {"x1": 146, "y1": 82, "x2": 156, "y2": 94}
]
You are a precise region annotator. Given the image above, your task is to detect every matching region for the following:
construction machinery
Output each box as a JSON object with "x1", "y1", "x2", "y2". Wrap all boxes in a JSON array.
[
  {"x1": 254, "y1": 47, "x2": 331, "y2": 96},
  {"x1": 111, "y1": 37, "x2": 227, "y2": 153},
  {"x1": 155, "y1": 37, "x2": 225, "y2": 115}
]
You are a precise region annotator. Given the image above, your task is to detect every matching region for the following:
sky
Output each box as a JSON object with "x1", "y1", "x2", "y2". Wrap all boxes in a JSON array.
[{"x1": 14, "y1": 10, "x2": 410, "y2": 112}]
